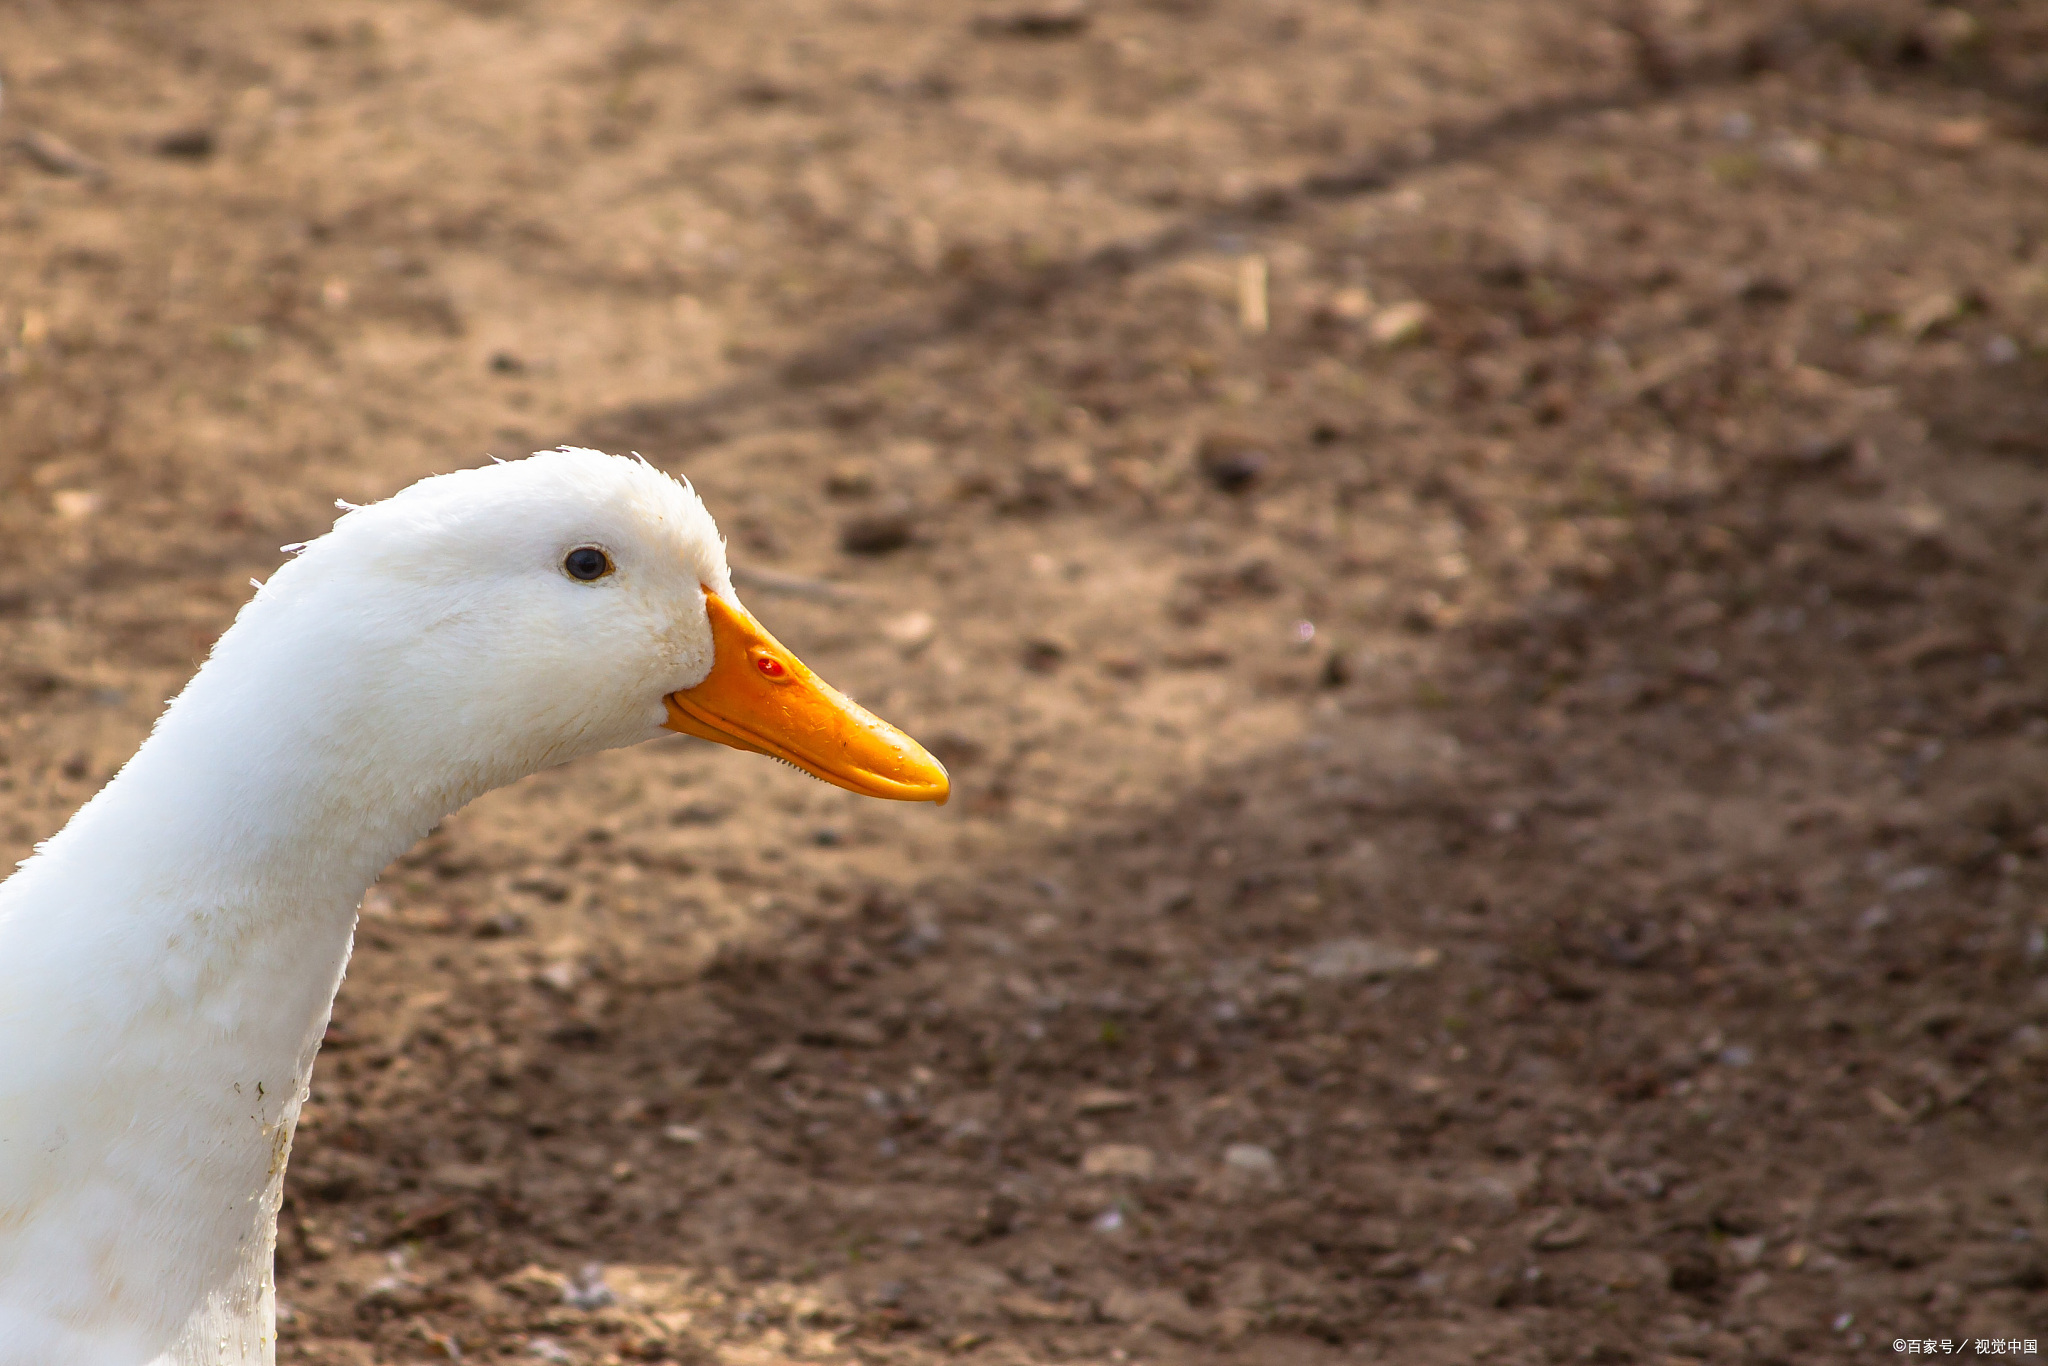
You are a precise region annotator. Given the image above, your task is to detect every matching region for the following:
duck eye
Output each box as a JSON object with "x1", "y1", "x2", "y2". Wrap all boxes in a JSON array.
[{"x1": 564, "y1": 547, "x2": 613, "y2": 581}]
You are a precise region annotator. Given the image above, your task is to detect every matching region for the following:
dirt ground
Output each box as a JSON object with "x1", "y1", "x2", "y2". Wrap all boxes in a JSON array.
[{"x1": 4, "y1": 0, "x2": 2048, "y2": 1361}]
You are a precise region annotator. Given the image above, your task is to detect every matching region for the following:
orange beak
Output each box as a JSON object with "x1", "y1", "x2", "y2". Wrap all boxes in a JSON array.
[{"x1": 663, "y1": 589, "x2": 950, "y2": 804}]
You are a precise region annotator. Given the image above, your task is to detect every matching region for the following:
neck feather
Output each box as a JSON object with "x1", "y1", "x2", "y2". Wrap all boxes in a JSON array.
[{"x1": 0, "y1": 593, "x2": 488, "y2": 1362}]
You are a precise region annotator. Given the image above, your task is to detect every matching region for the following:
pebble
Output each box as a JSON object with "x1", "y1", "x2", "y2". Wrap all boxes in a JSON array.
[
  {"x1": 430, "y1": 1161, "x2": 504, "y2": 1193},
  {"x1": 2010, "y1": 1024, "x2": 2048, "y2": 1059},
  {"x1": 662, "y1": 1124, "x2": 705, "y2": 1146},
  {"x1": 1196, "y1": 433, "x2": 1267, "y2": 493},
  {"x1": 502, "y1": 1264, "x2": 570, "y2": 1302},
  {"x1": 1917, "y1": 6, "x2": 1981, "y2": 57},
  {"x1": 1302, "y1": 937, "x2": 1441, "y2": 981},
  {"x1": 824, "y1": 460, "x2": 876, "y2": 497},
  {"x1": 1368, "y1": 300, "x2": 1432, "y2": 347},
  {"x1": 473, "y1": 910, "x2": 527, "y2": 939},
  {"x1": 974, "y1": 2, "x2": 1091, "y2": 38},
  {"x1": 1531, "y1": 1211, "x2": 1595, "y2": 1251},
  {"x1": 1080, "y1": 1143, "x2": 1156, "y2": 1180},
  {"x1": 13, "y1": 127, "x2": 104, "y2": 179},
  {"x1": 1074, "y1": 1086, "x2": 1139, "y2": 1114},
  {"x1": 1764, "y1": 136, "x2": 1823, "y2": 174},
  {"x1": 1930, "y1": 117, "x2": 1991, "y2": 153},
  {"x1": 979, "y1": 1192, "x2": 1020, "y2": 1238},
  {"x1": 1318, "y1": 285, "x2": 1374, "y2": 324},
  {"x1": 1899, "y1": 291, "x2": 1965, "y2": 340},
  {"x1": 1669, "y1": 1252, "x2": 1721, "y2": 1297},
  {"x1": 533, "y1": 959, "x2": 580, "y2": 994},
  {"x1": 996, "y1": 1291, "x2": 1087, "y2": 1323},
  {"x1": 360, "y1": 1271, "x2": 428, "y2": 1311},
  {"x1": 804, "y1": 1018, "x2": 885, "y2": 1047},
  {"x1": 839, "y1": 506, "x2": 915, "y2": 555},
  {"x1": 52, "y1": 489, "x2": 101, "y2": 520},
  {"x1": 1221, "y1": 1143, "x2": 1281, "y2": 1191},
  {"x1": 153, "y1": 127, "x2": 216, "y2": 160},
  {"x1": 563, "y1": 1262, "x2": 615, "y2": 1310},
  {"x1": 1369, "y1": 1251, "x2": 1418, "y2": 1278},
  {"x1": 883, "y1": 610, "x2": 935, "y2": 647},
  {"x1": 1021, "y1": 636, "x2": 1069, "y2": 673}
]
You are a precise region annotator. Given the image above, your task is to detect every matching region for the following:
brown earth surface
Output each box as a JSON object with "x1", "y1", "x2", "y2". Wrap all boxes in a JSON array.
[{"x1": 5, "y1": 0, "x2": 2048, "y2": 1362}]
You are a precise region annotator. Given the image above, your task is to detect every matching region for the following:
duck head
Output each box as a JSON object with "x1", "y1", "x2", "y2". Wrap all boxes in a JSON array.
[{"x1": 270, "y1": 446, "x2": 948, "y2": 805}]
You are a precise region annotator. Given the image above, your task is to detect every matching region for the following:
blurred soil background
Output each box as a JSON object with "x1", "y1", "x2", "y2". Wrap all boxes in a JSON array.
[{"x1": 4, "y1": 0, "x2": 2048, "y2": 1361}]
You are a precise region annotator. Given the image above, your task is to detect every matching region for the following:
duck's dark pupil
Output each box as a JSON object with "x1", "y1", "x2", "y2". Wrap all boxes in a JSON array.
[{"x1": 566, "y1": 548, "x2": 608, "y2": 580}]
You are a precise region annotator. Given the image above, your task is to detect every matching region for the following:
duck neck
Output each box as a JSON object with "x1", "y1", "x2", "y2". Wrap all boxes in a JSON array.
[
  {"x1": 40, "y1": 657, "x2": 461, "y2": 958},
  {"x1": 0, "y1": 621, "x2": 481, "y2": 1362}
]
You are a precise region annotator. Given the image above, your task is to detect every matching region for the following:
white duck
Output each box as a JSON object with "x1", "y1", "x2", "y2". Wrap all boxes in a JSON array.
[{"x1": 0, "y1": 448, "x2": 948, "y2": 1365}]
